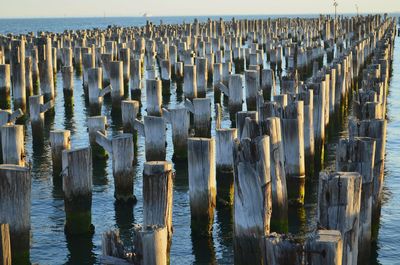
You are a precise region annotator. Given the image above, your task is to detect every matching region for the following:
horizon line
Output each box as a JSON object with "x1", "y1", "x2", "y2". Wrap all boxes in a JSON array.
[{"x1": 0, "y1": 11, "x2": 398, "y2": 20}]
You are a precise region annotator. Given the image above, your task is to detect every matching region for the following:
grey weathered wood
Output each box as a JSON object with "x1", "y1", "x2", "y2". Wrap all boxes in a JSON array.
[
  {"x1": 216, "y1": 128, "x2": 237, "y2": 173},
  {"x1": 305, "y1": 230, "x2": 343, "y2": 265},
  {"x1": 264, "y1": 117, "x2": 288, "y2": 232},
  {"x1": 146, "y1": 79, "x2": 162, "y2": 116},
  {"x1": 62, "y1": 66, "x2": 74, "y2": 95},
  {"x1": 132, "y1": 225, "x2": 168, "y2": 265},
  {"x1": 263, "y1": 233, "x2": 303, "y2": 265},
  {"x1": 110, "y1": 61, "x2": 124, "y2": 108},
  {"x1": 140, "y1": 116, "x2": 166, "y2": 161},
  {"x1": 143, "y1": 162, "x2": 173, "y2": 239},
  {"x1": 232, "y1": 136, "x2": 271, "y2": 264},
  {"x1": 236, "y1": 111, "x2": 258, "y2": 140},
  {"x1": 121, "y1": 100, "x2": 140, "y2": 134},
  {"x1": 87, "y1": 116, "x2": 108, "y2": 158},
  {"x1": 88, "y1": 67, "x2": 103, "y2": 107},
  {"x1": 0, "y1": 165, "x2": 31, "y2": 260},
  {"x1": 62, "y1": 147, "x2": 93, "y2": 235},
  {"x1": 37, "y1": 37, "x2": 55, "y2": 100},
  {"x1": 318, "y1": 171, "x2": 362, "y2": 265},
  {"x1": 192, "y1": 98, "x2": 211, "y2": 138},
  {"x1": 0, "y1": 125, "x2": 25, "y2": 166},
  {"x1": 183, "y1": 65, "x2": 197, "y2": 99},
  {"x1": 102, "y1": 230, "x2": 125, "y2": 259},
  {"x1": 163, "y1": 108, "x2": 189, "y2": 160},
  {"x1": 245, "y1": 70, "x2": 259, "y2": 110},
  {"x1": 188, "y1": 137, "x2": 216, "y2": 235},
  {"x1": 50, "y1": 130, "x2": 71, "y2": 176},
  {"x1": 336, "y1": 137, "x2": 376, "y2": 263},
  {"x1": 0, "y1": 64, "x2": 11, "y2": 95}
]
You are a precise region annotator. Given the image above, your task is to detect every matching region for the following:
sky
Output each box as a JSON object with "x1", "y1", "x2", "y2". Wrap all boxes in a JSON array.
[{"x1": 0, "y1": 0, "x2": 399, "y2": 18}]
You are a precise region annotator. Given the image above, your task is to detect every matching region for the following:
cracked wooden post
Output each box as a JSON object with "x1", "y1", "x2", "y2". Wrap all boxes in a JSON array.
[
  {"x1": 305, "y1": 230, "x2": 343, "y2": 265},
  {"x1": 282, "y1": 101, "x2": 305, "y2": 205},
  {"x1": 132, "y1": 225, "x2": 168, "y2": 265},
  {"x1": 0, "y1": 64, "x2": 11, "y2": 108},
  {"x1": 96, "y1": 132, "x2": 135, "y2": 203},
  {"x1": 160, "y1": 59, "x2": 171, "y2": 95},
  {"x1": 233, "y1": 136, "x2": 271, "y2": 265},
  {"x1": 146, "y1": 79, "x2": 162, "y2": 116},
  {"x1": 143, "y1": 161, "x2": 173, "y2": 242},
  {"x1": 62, "y1": 147, "x2": 93, "y2": 235},
  {"x1": 213, "y1": 63, "x2": 222, "y2": 102},
  {"x1": 121, "y1": 100, "x2": 140, "y2": 142},
  {"x1": 336, "y1": 137, "x2": 376, "y2": 264},
  {"x1": 236, "y1": 111, "x2": 258, "y2": 140},
  {"x1": 119, "y1": 48, "x2": 130, "y2": 86},
  {"x1": 298, "y1": 89, "x2": 315, "y2": 174},
  {"x1": 130, "y1": 58, "x2": 142, "y2": 100},
  {"x1": 318, "y1": 171, "x2": 362, "y2": 265},
  {"x1": 29, "y1": 95, "x2": 54, "y2": 139},
  {"x1": 11, "y1": 39, "x2": 26, "y2": 111},
  {"x1": 196, "y1": 57, "x2": 207, "y2": 97},
  {"x1": 188, "y1": 137, "x2": 216, "y2": 236},
  {"x1": 25, "y1": 57, "x2": 33, "y2": 98},
  {"x1": 263, "y1": 233, "x2": 303, "y2": 265},
  {"x1": 348, "y1": 118, "x2": 387, "y2": 223},
  {"x1": 62, "y1": 65, "x2": 74, "y2": 96},
  {"x1": 215, "y1": 128, "x2": 237, "y2": 205},
  {"x1": 263, "y1": 117, "x2": 288, "y2": 233},
  {"x1": 0, "y1": 223, "x2": 11, "y2": 265},
  {"x1": 0, "y1": 165, "x2": 31, "y2": 263},
  {"x1": 135, "y1": 116, "x2": 166, "y2": 161},
  {"x1": 88, "y1": 67, "x2": 103, "y2": 114},
  {"x1": 245, "y1": 70, "x2": 259, "y2": 110},
  {"x1": 163, "y1": 108, "x2": 189, "y2": 160},
  {"x1": 184, "y1": 64, "x2": 197, "y2": 99},
  {"x1": 185, "y1": 98, "x2": 211, "y2": 138},
  {"x1": 311, "y1": 81, "x2": 326, "y2": 167},
  {"x1": 0, "y1": 125, "x2": 25, "y2": 166},
  {"x1": 37, "y1": 36, "x2": 55, "y2": 100},
  {"x1": 50, "y1": 130, "x2": 71, "y2": 177},
  {"x1": 87, "y1": 116, "x2": 108, "y2": 159},
  {"x1": 261, "y1": 69, "x2": 275, "y2": 101},
  {"x1": 110, "y1": 61, "x2": 124, "y2": 109},
  {"x1": 82, "y1": 53, "x2": 95, "y2": 90}
]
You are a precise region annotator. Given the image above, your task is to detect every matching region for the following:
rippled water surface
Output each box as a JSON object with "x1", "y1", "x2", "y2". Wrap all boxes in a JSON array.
[{"x1": 0, "y1": 17, "x2": 398, "y2": 265}]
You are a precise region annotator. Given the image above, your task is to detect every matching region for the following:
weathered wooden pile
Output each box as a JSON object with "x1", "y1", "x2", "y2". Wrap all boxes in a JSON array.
[{"x1": 0, "y1": 14, "x2": 395, "y2": 265}]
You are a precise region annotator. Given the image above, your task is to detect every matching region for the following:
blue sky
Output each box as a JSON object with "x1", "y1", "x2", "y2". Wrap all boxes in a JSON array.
[{"x1": 0, "y1": 0, "x2": 399, "y2": 18}]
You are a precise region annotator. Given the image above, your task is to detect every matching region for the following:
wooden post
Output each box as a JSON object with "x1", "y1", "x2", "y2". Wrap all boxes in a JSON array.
[
  {"x1": 87, "y1": 67, "x2": 103, "y2": 114},
  {"x1": 216, "y1": 128, "x2": 237, "y2": 173},
  {"x1": 82, "y1": 53, "x2": 95, "y2": 89},
  {"x1": 143, "y1": 161, "x2": 173, "y2": 240},
  {"x1": 236, "y1": 111, "x2": 258, "y2": 140},
  {"x1": 245, "y1": 70, "x2": 259, "y2": 110},
  {"x1": 282, "y1": 101, "x2": 305, "y2": 205},
  {"x1": 318, "y1": 171, "x2": 362, "y2": 265},
  {"x1": 184, "y1": 65, "x2": 197, "y2": 99},
  {"x1": 50, "y1": 130, "x2": 71, "y2": 177},
  {"x1": 261, "y1": 69, "x2": 275, "y2": 101},
  {"x1": 305, "y1": 230, "x2": 343, "y2": 265},
  {"x1": 264, "y1": 117, "x2": 288, "y2": 233},
  {"x1": 132, "y1": 225, "x2": 168, "y2": 265},
  {"x1": 62, "y1": 66, "x2": 74, "y2": 96},
  {"x1": 96, "y1": 132, "x2": 135, "y2": 202},
  {"x1": 87, "y1": 116, "x2": 108, "y2": 158},
  {"x1": 11, "y1": 40, "x2": 26, "y2": 110},
  {"x1": 0, "y1": 125, "x2": 25, "y2": 166},
  {"x1": 228, "y1": 74, "x2": 244, "y2": 114},
  {"x1": 62, "y1": 147, "x2": 93, "y2": 235},
  {"x1": 135, "y1": 116, "x2": 166, "y2": 161},
  {"x1": 185, "y1": 98, "x2": 211, "y2": 138},
  {"x1": 0, "y1": 223, "x2": 11, "y2": 265},
  {"x1": 121, "y1": 100, "x2": 140, "y2": 135},
  {"x1": 0, "y1": 165, "x2": 31, "y2": 263},
  {"x1": 25, "y1": 57, "x2": 33, "y2": 98},
  {"x1": 163, "y1": 108, "x2": 189, "y2": 160},
  {"x1": 232, "y1": 137, "x2": 271, "y2": 265},
  {"x1": 110, "y1": 61, "x2": 124, "y2": 108},
  {"x1": 298, "y1": 89, "x2": 315, "y2": 170},
  {"x1": 264, "y1": 233, "x2": 303, "y2": 265},
  {"x1": 146, "y1": 79, "x2": 162, "y2": 116},
  {"x1": 29, "y1": 95, "x2": 54, "y2": 138},
  {"x1": 38, "y1": 37, "x2": 55, "y2": 100},
  {"x1": 0, "y1": 64, "x2": 11, "y2": 108},
  {"x1": 336, "y1": 137, "x2": 376, "y2": 263},
  {"x1": 160, "y1": 59, "x2": 171, "y2": 95},
  {"x1": 130, "y1": 58, "x2": 142, "y2": 99},
  {"x1": 196, "y1": 57, "x2": 208, "y2": 97},
  {"x1": 188, "y1": 137, "x2": 216, "y2": 236}
]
